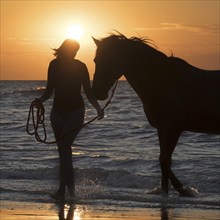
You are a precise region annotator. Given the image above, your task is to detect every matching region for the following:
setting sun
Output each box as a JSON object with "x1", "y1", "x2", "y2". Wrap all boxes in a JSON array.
[{"x1": 65, "y1": 24, "x2": 84, "y2": 40}]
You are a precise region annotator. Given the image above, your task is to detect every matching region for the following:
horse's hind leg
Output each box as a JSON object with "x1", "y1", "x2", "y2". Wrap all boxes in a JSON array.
[{"x1": 158, "y1": 128, "x2": 183, "y2": 194}]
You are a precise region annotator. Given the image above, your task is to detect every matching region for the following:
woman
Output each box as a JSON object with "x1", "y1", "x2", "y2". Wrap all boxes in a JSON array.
[{"x1": 38, "y1": 39, "x2": 104, "y2": 201}]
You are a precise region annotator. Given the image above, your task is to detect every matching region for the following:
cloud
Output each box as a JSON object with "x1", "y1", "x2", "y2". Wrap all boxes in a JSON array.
[
  {"x1": 4, "y1": 37, "x2": 56, "y2": 45},
  {"x1": 133, "y1": 23, "x2": 219, "y2": 35}
]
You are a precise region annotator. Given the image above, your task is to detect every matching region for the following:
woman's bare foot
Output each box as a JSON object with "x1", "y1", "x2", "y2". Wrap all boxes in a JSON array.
[{"x1": 51, "y1": 190, "x2": 65, "y2": 202}]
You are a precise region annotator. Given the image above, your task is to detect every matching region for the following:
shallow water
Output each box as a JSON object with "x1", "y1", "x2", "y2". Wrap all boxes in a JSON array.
[{"x1": 0, "y1": 80, "x2": 219, "y2": 210}]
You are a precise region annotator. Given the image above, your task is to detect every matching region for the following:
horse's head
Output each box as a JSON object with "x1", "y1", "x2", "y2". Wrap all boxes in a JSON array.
[{"x1": 92, "y1": 35, "x2": 125, "y2": 100}]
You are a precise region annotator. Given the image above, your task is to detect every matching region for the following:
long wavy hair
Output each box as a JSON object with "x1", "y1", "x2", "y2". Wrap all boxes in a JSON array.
[{"x1": 53, "y1": 39, "x2": 80, "y2": 59}]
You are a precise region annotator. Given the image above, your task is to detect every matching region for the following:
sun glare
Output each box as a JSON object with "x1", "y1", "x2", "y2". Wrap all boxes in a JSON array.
[{"x1": 66, "y1": 24, "x2": 84, "y2": 40}]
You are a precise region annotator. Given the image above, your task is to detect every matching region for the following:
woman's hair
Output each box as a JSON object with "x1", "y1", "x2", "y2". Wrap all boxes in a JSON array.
[{"x1": 53, "y1": 39, "x2": 80, "y2": 58}]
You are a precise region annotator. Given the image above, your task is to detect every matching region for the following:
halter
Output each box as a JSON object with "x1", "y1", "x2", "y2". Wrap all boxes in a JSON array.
[{"x1": 26, "y1": 81, "x2": 118, "y2": 144}]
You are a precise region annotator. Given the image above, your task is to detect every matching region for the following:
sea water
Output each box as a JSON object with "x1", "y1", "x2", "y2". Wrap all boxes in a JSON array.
[{"x1": 0, "y1": 80, "x2": 219, "y2": 210}]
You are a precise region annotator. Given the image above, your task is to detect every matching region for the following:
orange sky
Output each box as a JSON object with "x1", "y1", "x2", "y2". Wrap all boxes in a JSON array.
[{"x1": 1, "y1": 0, "x2": 219, "y2": 80}]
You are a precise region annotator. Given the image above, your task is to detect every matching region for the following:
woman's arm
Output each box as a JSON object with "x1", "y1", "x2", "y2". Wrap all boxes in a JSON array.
[
  {"x1": 39, "y1": 62, "x2": 54, "y2": 103},
  {"x1": 82, "y1": 65, "x2": 104, "y2": 119}
]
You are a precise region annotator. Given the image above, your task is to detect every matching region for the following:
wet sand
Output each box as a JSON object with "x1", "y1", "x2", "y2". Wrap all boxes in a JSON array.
[{"x1": 0, "y1": 201, "x2": 220, "y2": 220}]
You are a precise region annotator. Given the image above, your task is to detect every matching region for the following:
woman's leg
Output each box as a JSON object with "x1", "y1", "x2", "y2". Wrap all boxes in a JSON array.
[
  {"x1": 50, "y1": 109, "x2": 66, "y2": 199},
  {"x1": 57, "y1": 145, "x2": 73, "y2": 195},
  {"x1": 52, "y1": 107, "x2": 85, "y2": 199},
  {"x1": 60, "y1": 108, "x2": 85, "y2": 196}
]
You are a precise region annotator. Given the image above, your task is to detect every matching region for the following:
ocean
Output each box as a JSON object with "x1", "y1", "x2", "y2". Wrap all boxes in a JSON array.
[{"x1": 0, "y1": 80, "x2": 219, "y2": 211}]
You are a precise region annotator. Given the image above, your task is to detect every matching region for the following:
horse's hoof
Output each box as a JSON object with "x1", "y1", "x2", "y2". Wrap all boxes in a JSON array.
[{"x1": 177, "y1": 187, "x2": 198, "y2": 197}]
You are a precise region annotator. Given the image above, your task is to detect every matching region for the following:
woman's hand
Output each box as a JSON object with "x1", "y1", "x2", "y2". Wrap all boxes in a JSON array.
[{"x1": 34, "y1": 98, "x2": 43, "y2": 109}]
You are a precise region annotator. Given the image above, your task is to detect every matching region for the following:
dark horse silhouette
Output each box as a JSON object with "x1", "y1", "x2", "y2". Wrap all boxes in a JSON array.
[{"x1": 92, "y1": 33, "x2": 220, "y2": 196}]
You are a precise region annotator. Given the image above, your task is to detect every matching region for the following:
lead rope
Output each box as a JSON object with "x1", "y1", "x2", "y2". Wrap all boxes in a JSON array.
[{"x1": 26, "y1": 81, "x2": 118, "y2": 144}]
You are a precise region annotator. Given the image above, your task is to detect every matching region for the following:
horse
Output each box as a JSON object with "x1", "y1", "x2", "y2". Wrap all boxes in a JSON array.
[{"x1": 92, "y1": 33, "x2": 220, "y2": 196}]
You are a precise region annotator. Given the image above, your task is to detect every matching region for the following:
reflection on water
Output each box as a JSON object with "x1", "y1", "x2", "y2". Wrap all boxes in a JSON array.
[
  {"x1": 58, "y1": 204, "x2": 73, "y2": 220},
  {"x1": 56, "y1": 203, "x2": 195, "y2": 220},
  {"x1": 56, "y1": 204, "x2": 220, "y2": 220},
  {"x1": 161, "y1": 207, "x2": 169, "y2": 220},
  {"x1": 58, "y1": 204, "x2": 82, "y2": 220}
]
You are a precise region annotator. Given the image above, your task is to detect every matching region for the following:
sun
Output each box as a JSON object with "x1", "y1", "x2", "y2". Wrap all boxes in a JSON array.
[{"x1": 65, "y1": 24, "x2": 84, "y2": 41}]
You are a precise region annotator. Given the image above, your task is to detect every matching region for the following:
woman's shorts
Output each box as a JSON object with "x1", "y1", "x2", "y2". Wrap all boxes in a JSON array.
[{"x1": 50, "y1": 107, "x2": 85, "y2": 147}]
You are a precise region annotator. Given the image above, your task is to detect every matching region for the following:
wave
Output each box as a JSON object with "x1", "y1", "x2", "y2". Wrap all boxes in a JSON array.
[
  {"x1": 0, "y1": 87, "x2": 45, "y2": 96},
  {"x1": 1, "y1": 181, "x2": 219, "y2": 210},
  {"x1": 1, "y1": 166, "x2": 219, "y2": 209},
  {"x1": 0, "y1": 166, "x2": 152, "y2": 189}
]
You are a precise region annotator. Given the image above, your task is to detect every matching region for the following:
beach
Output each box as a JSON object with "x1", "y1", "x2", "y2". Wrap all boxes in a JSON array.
[{"x1": 1, "y1": 200, "x2": 220, "y2": 220}]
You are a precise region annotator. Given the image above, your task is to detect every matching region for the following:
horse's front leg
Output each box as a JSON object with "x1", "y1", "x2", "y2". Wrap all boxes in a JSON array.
[{"x1": 158, "y1": 127, "x2": 183, "y2": 194}]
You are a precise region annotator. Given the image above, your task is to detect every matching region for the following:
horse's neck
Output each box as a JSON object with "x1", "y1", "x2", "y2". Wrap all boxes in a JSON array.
[
  {"x1": 124, "y1": 71, "x2": 147, "y2": 101},
  {"x1": 124, "y1": 55, "x2": 171, "y2": 102}
]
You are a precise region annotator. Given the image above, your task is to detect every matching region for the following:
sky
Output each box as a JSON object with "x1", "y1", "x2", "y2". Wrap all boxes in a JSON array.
[{"x1": 1, "y1": 0, "x2": 219, "y2": 80}]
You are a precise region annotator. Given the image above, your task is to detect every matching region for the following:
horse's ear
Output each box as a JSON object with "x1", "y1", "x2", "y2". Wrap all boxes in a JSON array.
[{"x1": 92, "y1": 37, "x2": 101, "y2": 47}]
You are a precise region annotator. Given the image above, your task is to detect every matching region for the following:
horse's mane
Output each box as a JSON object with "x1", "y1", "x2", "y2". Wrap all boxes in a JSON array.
[
  {"x1": 98, "y1": 33, "x2": 195, "y2": 76},
  {"x1": 101, "y1": 32, "x2": 156, "y2": 46},
  {"x1": 100, "y1": 33, "x2": 167, "y2": 60}
]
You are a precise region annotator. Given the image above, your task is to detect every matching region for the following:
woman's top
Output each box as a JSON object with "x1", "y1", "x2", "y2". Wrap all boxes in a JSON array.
[{"x1": 47, "y1": 58, "x2": 89, "y2": 111}]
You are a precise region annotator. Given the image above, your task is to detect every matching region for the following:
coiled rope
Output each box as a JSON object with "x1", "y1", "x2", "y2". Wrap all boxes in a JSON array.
[{"x1": 26, "y1": 81, "x2": 118, "y2": 144}]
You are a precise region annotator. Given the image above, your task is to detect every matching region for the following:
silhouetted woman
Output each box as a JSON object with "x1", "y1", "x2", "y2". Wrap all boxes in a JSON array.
[{"x1": 38, "y1": 39, "x2": 104, "y2": 201}]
